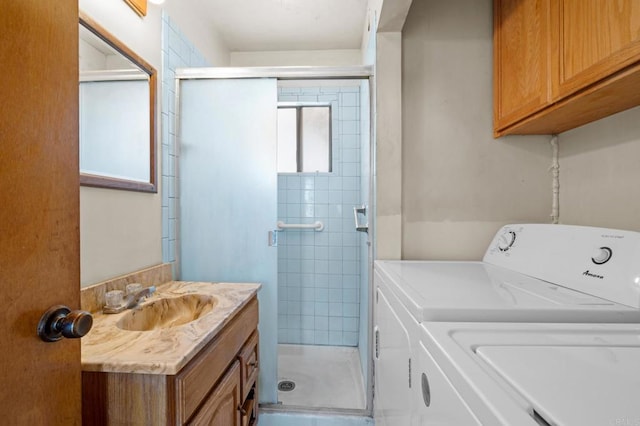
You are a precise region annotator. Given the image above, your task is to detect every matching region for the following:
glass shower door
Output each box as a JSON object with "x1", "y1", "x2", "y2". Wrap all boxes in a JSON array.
[{"x1": 178, "y1": 78, "x2": 278, "y2": 403}]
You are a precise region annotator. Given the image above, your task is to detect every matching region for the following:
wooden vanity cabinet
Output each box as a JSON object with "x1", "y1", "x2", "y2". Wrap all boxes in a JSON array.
[
  {"x1": 82, "y1": 297, "x2": 259, "y2": 426},
  {"x1": 494, "y1": 0, "x2": 640, "y2": 137}
]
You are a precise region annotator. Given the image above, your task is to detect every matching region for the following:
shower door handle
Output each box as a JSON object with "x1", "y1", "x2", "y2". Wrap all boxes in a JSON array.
[
  {"x1": 353, "y1": 205, "x2": 368, "y2": 233},
  {"x1": 374, "y1": 326, "x2": 380, "y2": 360}
]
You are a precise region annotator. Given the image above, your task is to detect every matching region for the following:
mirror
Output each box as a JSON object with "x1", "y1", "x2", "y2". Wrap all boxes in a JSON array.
[{"x1": 79, "y1": 12, "x2": 157, "y2": 193}]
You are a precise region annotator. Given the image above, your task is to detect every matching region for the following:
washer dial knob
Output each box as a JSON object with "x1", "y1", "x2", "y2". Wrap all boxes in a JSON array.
[
  {"x1": 591, "y1": 246, "x2": 612, "y2": 265},
  {"x1": 498, "y1": 231, "x2": 517, "y2": 252}
]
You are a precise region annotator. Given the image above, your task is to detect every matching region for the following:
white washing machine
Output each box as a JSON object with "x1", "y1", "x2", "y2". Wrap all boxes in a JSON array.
[{"x1": 373, "y1": 224, "x2": 640, "y2": 425}]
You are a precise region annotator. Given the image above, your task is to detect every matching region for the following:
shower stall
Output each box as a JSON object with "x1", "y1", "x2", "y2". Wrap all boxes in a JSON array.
[{"x1": 175, "y1": 67, "x2": 373, "y2": 415}]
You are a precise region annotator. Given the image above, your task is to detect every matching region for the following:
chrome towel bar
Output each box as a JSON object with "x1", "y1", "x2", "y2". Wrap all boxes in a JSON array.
[{"x1": 276, "y1": 221, "x2": 324, "y2": 231}]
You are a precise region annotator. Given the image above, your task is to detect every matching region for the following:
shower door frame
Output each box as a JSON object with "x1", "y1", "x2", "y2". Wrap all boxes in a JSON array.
[{"x1": 174, "y1": 66, "x2": 376, "y2": 416}]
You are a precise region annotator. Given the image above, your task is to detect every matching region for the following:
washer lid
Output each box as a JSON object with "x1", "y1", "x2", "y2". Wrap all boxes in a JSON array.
[
  {"x1": 375, "y1": 261, "x2": 639, "y2": 323},
  {"x1": 476, "y1": 345, "x2": 640, "y2": 426}
]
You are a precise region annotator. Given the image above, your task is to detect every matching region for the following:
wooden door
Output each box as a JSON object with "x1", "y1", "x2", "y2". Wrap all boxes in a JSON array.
[
  {"x1": 493, "y1": 0, "x2": 552, "y2": 134},
  {"x1": 0, "y1": 0, "x2": 81, "y2": 424},
  {"x1": 554, "y1": 0, "x2": 640, "y2": 98}
]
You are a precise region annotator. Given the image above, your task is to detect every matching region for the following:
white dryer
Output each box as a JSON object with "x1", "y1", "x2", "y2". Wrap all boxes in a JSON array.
[
  {"x1": 417, "y1": 321, "x2": 640, "y2": 425},
  {"x1": 374, "y1": 224, "x2": 640, "y2": 425}
]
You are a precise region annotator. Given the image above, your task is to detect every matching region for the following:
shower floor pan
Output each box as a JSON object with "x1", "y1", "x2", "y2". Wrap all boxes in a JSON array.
[{"x1": 277, "y1": 344, "x2": 366, "y2": 410}]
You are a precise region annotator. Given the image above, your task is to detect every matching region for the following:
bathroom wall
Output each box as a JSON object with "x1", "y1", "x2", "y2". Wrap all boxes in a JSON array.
[
  {"x1": 277, "y1": 82, "x2": 363, "y2": 347},
  {"x1": 162, "y1": 1, "x2": 230, "y2": 67},
  {"x1": 160, "y1": 13, "x2": 212, "y2": 274},
  {"x1": 559, "y1": 106, "x2": 640, "y2": 231},
  {"x1": 79, "y1": 0, "x2": 163, "y2": 286},
  {"x1": 399, "y1": 0, "x2": 552, "y2": 260},
  {"x1": 78, "y1": 0, "x2": 229, "y2": 286},
  {"x1": 368, "y1": 0, "x2": 413, "y2": 263}
]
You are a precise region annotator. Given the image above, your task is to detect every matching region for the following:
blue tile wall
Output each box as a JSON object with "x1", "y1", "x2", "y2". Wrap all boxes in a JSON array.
[
  {"x1": 277, "y1": 85, "x2": 362, "y2": 346},
  {"x1": 160, "y1": 12, "x2": 211, "y2": 271}
]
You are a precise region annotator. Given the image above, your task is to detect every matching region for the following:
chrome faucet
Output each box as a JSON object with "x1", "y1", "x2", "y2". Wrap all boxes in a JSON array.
[
  {"x1": 103, "y1": 285, "x2": 157, "y2": 314},
  {"x1": 124, "y1": 285, "x2": 156, "y2": 309}
]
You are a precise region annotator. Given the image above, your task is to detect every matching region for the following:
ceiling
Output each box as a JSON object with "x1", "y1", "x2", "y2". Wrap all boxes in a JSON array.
[{"x1": 193, "y1": 0, "x2": 369, "y2": 52}]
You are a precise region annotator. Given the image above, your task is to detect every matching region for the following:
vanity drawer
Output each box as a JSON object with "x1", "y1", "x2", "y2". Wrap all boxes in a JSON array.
[
  {"x1": 175, "y1": 298, "x2": 258, "y2": 424},
  {"x1": 238, "y1": 330, "x2": 259, "y2": 401}
]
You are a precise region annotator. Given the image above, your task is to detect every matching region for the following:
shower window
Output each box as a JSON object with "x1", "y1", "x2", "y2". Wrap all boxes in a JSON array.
[{"x1": 277, "y1": 104, "x2": 332, "y2": 173}]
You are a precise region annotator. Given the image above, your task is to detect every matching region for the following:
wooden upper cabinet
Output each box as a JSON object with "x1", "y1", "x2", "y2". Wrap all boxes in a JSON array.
[
  {"x1": 494, "y1": 0, "x2": 551, "y2": 131},
  {"x1": 494, "y1": 0, "x2": 640, "y2": 137},
  {"x1": 556, "y1": 0, "x2": 640, "y2": 97}
]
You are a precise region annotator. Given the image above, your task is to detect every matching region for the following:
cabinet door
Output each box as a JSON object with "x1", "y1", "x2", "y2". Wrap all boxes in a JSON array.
[
  {"x1": 494, "y1": 0, "x2": 551, "y2": 133},
  {"x1": 190, "y1": 361, "x2": 242, "y2": 426},
  {"x1": 374, "y1": 285, "x2": 412, "y2": 426},
  {"x1": 555, "y1": 0, "x2": 640, "y2": 98},
  {"x1": 238, "y1": 331, "x2": 259, "y2": 401}
]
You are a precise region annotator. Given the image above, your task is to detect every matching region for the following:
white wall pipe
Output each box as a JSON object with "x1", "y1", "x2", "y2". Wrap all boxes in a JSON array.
[{"x1": 550, "y1": 135, "x2": 560, "y2": 224}]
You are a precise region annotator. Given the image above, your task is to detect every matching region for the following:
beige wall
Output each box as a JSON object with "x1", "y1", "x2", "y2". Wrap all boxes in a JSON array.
[
  {"x1": 399, "y1": 0, "x2": 552, "y2": 260},
  {"x1": 79, "y1": 0, "x2": 229, "y2": 286},
  {"x1": 79, "y1": 1, "x2": 162, "y2": 286},
  {"x1": 372, "y1": 0, "x2": 414, "y2": 260},
  {"x1": 376, "y1": 32, "x2": 404, "y2": 259},
  {"x1": 559, "y1": 106, "x2": 640, "y2": 231}
]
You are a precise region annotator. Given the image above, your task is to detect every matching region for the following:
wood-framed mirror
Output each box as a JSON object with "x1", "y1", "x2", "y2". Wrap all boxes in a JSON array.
[{"x1": 79, "y1": 12, "x2": 157, "y2": 193}]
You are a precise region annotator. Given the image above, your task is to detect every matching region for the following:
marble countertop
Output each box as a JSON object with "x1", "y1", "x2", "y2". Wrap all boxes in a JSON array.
[{"x1": 81, "y1": 281, "x2": 261, "y2": 375}]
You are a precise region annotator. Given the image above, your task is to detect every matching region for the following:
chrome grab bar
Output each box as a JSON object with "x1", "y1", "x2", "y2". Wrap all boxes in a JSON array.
[
  {"x1": 353, "y1": 204, "x2": 368, "y2": 233},
  {"x1": 276, "y1": 220, "x2": 324, "y2": 231}
]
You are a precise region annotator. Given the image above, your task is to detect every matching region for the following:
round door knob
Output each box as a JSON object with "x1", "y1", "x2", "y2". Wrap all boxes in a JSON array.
[
  {"x1": 37, "y1": 305, "x2": 93, "y2": 342},
  {"x1": 591, "y1": 247, "x2": 612, "y2": 265}
]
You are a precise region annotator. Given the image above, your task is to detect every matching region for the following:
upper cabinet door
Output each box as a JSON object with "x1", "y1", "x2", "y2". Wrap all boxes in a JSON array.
[
  {"x1": 494, "y1": 0, "x2": 640, "y2": 137},
  {"x1": 555, "y1": 0, "x2": 640, "y2": 98},
  {"x1": 493, "y1": 0, "x2": 551, "y2": 133}
]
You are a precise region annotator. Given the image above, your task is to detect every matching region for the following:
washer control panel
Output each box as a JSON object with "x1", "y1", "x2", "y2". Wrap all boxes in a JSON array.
[
  {"x1": 497, "y1": 230, "x2": 517, "y2": 252},
  {"x1": 591, "y1": 247, "x2": 612, "y2": 265},
  {"x1": 483, "y1": 224, "x2": 640, "y2": 309}
]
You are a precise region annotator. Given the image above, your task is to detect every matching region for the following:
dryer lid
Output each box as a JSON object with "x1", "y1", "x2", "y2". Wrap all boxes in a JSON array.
[{"x1": 476, "y1": 344, "x2": 640, "y2": 426}]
